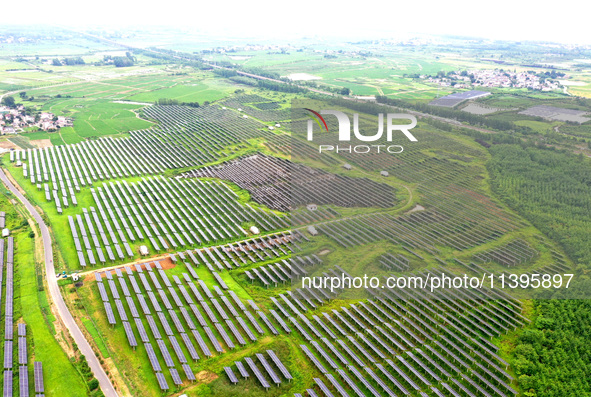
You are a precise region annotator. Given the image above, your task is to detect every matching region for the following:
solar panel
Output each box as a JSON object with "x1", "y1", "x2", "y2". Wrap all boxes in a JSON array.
[
  {"x1": 300, "y1": 344, "x2": 327, "y2": 374},
  {"x1": 168, "y1": 309, "x2": 185, "y2": 333},
  {"x1": 336, "y1": 369, "x2": 365, "y2": 397},
  {"x1": 256, "y1": 353, "x2": 280, "y2": 385},
  {"x1": 180, "y1": 333, "x2": 200, "y2": 361},
  {"x1": 18, "y1": 336, "x2": 27, "y2": 365},
  {"x1": 215, "y1": 322, "x2": 235, "y2": 349},
  {"x1": 168, "y1": 287, "x2": 184, "y2": 307},
  {"x1": 148, "y1": 271, "x2": 162, "y2": 290},
  {"x1": 103, "y1": 302, "x2": 116, "y2": 325},
  {"x1": 236, "y1": 316, "x2": 256, "y2": 342},
  {"x1": 235, "y1": 361, "x2": 249, "y2": 378},
  {"x1": 174, "y1": 362, "x2": 192, "y2": 383},
  {"x1": 270, "y1": 310, "x2": 291, "y2": 333},
  {"x1": 313, "y1": 315, "x2": 336, "y2": 339},
  {"x1": 200, "y1": 301, "x2": 218, "y2": 323},
  {"x1": 168, "y1": 335, "x2": 187, "y2": 364},
  {"x1": 220, "y1": 296, "x2": 238, "y2": 317},
  {"x1": 144, "y1": 342, "x2": 162, "y2": 372},
  {"x1": 211, "y1": 298, "x2": 229, "y2": 320},
  {"x1": 191, "y1": 330, "x2": 212, "y2": 357},
  {"x1": 189, "y1": 304, "x2": 208, "y2": 327},
  {"x1": 364, "y1": 366, "x2": 396, "y2": 396},
  {"x1": 126, "y1": 296, "x2": 140, "y2": 318},
  {"x1": 348, "y1": 365, "x2": 380, "y2": 397},
  {"x1": 346, "y1": 335, "x2": 375, "y2": 363},
  {"x1": 314, "y1": 377, "x2": 335, "y2": 397},
  {"x1": 203, "y1": 327, "x2": 223, "y2": 353},
  {"x1": 119, "y1": 278, "x2": 131, "y2": 297},
  {"x1": 226, "y1": 319, "x2": 246, "y2": 346},
  {"x1": 146, "y1": 315, "x2": 162, "y2": 339},
  {"x1": 398, "y1": 355, "x2": 432, "y2": 386},
  {"x1": 375, "y1": 363, "x2": 410, "y2": 395},
  {"x1": 156, "y1": 311, "x2": 174, "y2": 337},
  {"x1": 156, "y1": 339, "x2": 175, "y2": 368},
  {"x1": 257, "y1": 311, "x2": 278, "y2": 335},
  {"x1": 34, "y1": 362, "x2": 44, "y2": 393},
  {"x1": 3, "y1": 340, "x2": 12, "y2": 369},
  {"x1": 441, "y1": 382, "x2": 462, "y2": 397},
  {"x1": 311, "y1": 340, "x2": 338, "y2": 369},
  {"x1": 134, "y1": 318, "x2": 149, "y2": 343},
  {"x1": 2, "y1": 370, "x2": 11, "y2": 397},
  {"x1": 107, "y1": 279, "x2": 119, "y2": 299},
  {"x1": 386, "y1": 359, "x2": 420, "y2": 391},
  {"x1": 129, "y1": 276, "x2": 142, "y2": 295},
  {"x1": 325, "y1": 373, "x2": 349, "y2": 397},
  {"x1": 244, "y1": 357, "x2": 269, "y2": 389},
  {"x1": 155, "y1": 372, "x2": 169, "y2": 390},
  {"x1": 336, "y1": 339, "x2": 365, "y2": 367},
  {"x1": 322, "y1": 338, "x2": 348, "y2": 366},
  {"x1": 178, "y1": 285, "x2": 194, "y2": 305},
  {"x1": 169, "y1": 367, "x2": 183, "y2": 385},
  {"x1": 147, "y1": 291, "x2": 162, "y2": 312},
  {"x1": 158, "y1": 289, "x2": 173, "y2": 310},
  {"x1": 322, "y1": 312, "x2": 346, "y2": 336},
  {"x1": 290, "y1": 317, "x2": 311, "y2": 341},
  {"x1": 19, "y1": 365, "x2": 29, "y2": 397},
  {"x1": 97, "y1": 282, "x2": 109, "y2": 302},
  {"x1": 123, "y1": 321, "x2": 138, "y2": 347},
  {"x1": 17, "y1": 323, "x2": 26, "y2": 337},
  {"x1": 224, "y1": 367, "x2": 238, "y2": 384},
  {"x1": 115, "y1": 299, "x2": 128, "y2": 322}
]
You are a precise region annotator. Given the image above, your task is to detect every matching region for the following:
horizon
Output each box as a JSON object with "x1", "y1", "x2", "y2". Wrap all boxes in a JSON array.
[{"x1": 0, "y1": 0, "x2": 589, "y2": 46}]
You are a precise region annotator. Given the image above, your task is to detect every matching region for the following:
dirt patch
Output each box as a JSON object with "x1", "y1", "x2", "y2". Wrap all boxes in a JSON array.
[
  {"x1": 0, "y1": 140, "x2": 18, "y2": 150},
  {"x1": 102, "y1": 357, "x2": 131, "y2": 397},
  {"x1": 31, "y1": 139, "x2": 53, "y2": 148},
  {"x1": 83, "y1": 256, "x2": 176, "y2": 282},
  {"x1": 196, "y1": 370, "x2": 218, "y2": 383},
  {"x1": 318, "y1": 249, "x2": 331, "y2": 256},
  {"x1": 407, "y1": 204, "x2": 425, "y2": 213}
]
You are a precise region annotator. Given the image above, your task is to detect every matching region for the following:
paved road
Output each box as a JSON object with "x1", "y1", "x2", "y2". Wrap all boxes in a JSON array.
[{"x1": 0, "y1": 168, "x2": 118, "y2": 397}]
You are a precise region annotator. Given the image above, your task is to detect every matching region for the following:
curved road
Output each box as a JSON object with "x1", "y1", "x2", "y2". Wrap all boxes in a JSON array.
[{"x1": 0, "y1": 169, "x2": 118, "y2": 397}]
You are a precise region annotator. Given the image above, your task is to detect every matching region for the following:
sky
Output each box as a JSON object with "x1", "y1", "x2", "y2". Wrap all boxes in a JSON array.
[{"x1": 5, "y1": 0, "x2": 591, "y2": 44}]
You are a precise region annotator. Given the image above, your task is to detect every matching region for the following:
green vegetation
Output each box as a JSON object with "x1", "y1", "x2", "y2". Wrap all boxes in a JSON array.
[
  {"x1": 488, "y1": 144, "x2": 591, "y2": 268},
  {"x1": 0, "y1": 191, "x2": 88, "y2": 396},
  {"x1": 512, "y1": 300, "x2": 591, "y2": 397}
]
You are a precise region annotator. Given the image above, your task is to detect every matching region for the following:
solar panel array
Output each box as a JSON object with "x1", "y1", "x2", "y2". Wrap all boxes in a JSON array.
[
  {"x1": 251, "y1": 271, "x2": 523, "y2": 397},
  {"x1": 2, "y1": 238, "x2": 15, "y2": 397},
  {"x1": 96, "y1": 260, "x2": 277, "y2": 389},
  {"x1": 66, "y1": 175, "x2": 288, "y2": 268},
  {"x1": 0, "y1": 238, "x2": 42, "y2": 397}
]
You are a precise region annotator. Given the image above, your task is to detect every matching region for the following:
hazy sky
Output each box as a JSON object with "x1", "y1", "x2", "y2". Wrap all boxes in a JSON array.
[{"x1": 7, "y1": 0, "x2": 591, "y2": 44}]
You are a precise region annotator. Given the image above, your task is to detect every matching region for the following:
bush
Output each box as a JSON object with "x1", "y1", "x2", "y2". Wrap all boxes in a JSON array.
[{"x1": 88, "y1": 378, "x2": 99, "y2": 391}]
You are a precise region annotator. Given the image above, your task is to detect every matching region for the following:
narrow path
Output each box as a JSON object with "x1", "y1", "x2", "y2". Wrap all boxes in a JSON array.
[{"x1": 0, "y1": 168, "x2": 119, "y2": 397}]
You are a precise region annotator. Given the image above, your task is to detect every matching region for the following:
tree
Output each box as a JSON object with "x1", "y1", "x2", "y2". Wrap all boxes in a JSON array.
[
  {"x1": 1, "y1": 96, "x2": 15, "y2": 108},
  {"x1": 340, "y1": 87, "x2": 351, "y2": 95},
  {"x1": 18, "y1": 92, "x2": 27, "y2": 99},
  {"x1": 113, "y1": 56, "x2": 134, "y2": 67},
  {"x1": 52, "y1": 58, "x2": 61, "y2": 66}
]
